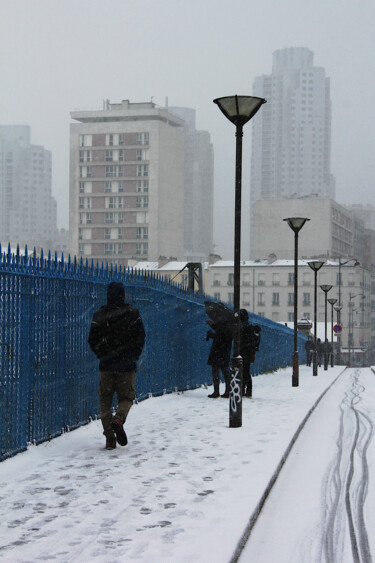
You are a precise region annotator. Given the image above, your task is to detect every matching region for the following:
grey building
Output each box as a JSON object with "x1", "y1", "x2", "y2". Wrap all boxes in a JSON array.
[
  {"x1": 250, "y1": 47, "x2": 335, "y2": 256},
  {"x1": 0, "y1": 125, "x2": 57, "y2": 251},
  {"x1": 168, "y1": 106, "x2": 214, "y2": 261}
]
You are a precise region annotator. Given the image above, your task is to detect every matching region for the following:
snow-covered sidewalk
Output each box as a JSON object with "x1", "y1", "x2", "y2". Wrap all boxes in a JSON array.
[{"x1": 0, "y1": 366, "x2": 344, "y2": 562}]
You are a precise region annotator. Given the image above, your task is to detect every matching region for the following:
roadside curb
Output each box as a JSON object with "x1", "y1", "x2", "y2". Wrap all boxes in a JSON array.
[{"x1": 230, "y1": 367, "x2": 347, "y2": 563}]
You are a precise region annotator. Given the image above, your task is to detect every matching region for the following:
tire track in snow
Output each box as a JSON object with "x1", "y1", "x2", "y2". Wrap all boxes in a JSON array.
[{"x1": 321, "y1": 370, "x2": 373, "y2": 563}]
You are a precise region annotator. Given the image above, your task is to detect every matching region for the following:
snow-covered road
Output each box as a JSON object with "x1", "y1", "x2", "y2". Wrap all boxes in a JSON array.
[
  {"x1": 239, "y1": 368, "x2": 375, "y2": 563},
  {"x1": 1, "y1": 366, "x2": 374, "y2": 562}
]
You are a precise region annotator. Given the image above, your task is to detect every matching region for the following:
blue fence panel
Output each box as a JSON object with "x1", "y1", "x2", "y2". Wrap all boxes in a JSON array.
[{"x1": 0, "y1": 245, "x2": 306, "y2": 461}]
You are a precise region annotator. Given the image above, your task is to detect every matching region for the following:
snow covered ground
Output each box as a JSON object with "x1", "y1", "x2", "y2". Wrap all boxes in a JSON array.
[{"x1": 0, "y1": 365, "x2": 374, "y2": 562}]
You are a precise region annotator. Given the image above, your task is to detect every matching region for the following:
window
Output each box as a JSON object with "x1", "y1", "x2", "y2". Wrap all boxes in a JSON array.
[
  {"x1": 136, "y1": 227, "x2": 148, "y2": 239},
  {"x1": 105, "y1": 165, "x2": 116, "y2": 177},
  {"x1": 243, "y1": 293, "x2": 250, "y2": 306},
  {"x1": 288, "y1": 273, "x2": 294, "y2": 286},
  {"x1": 214, "y1": 292, "x2": 220, "y2": 300},
  {"x1": 118, "y1": 165, "x2": 124, "y2": 177},
  {"x1": 288, "y1": 312, "x2": 294, "y2": 322},
  {"x1": 137, "y1": 164, "x2": 148, "y2": 177},
  {"x1": 137, "y1": 180, "x2": 149, "y2": 193},
  {"x1": 106, "y1": 196, "x2": 123, "y2": 209},
  {"x1": 227, "y1": 273, "x2": 234, "y2": 286},
  {"x1": 105, "y1": 212, "x2": 114, "y2": 224},
  {"x1": 136, "y1": 242, "x2": 148, "y2": 255},
  {"x1": 288, "y1": 293, "x2": 294, "y2": 306},
  {"x1": 79, "y1": 197, "x2": 91, "y2": 209},
  {"x1": 105, "y1": 181, "x2": 112, "y2": 192},
  {"x1": 118, "y1": 181, "x2": 124, "y2": 192},
  {"x1": 213, "y1": 274, "x2": 221, "y2": 286},
  {"x1": 272, "y1": 293, "x2": 280, "y2": 306},
  {"x1": 119, "y1": 133, "x2": 125, "y2": 146},
  {"x1": 258, "y1": 274, "x2": 265, "y2": 286},
  {"x1": 105, "y1": 150, "x2": 113, "y2": 162},
  {"x1": 136, "y1": 196, "x2": 148, "y2": 208},
  {"x1": 79, "y1": 212, "x2": 92, "y2": 224},
  {"x1": 104, "y1": 228, "x2": 111, "y2": 239},
  {"x1": 257, "y1": 292, "x2": 265, "y2": 306},
  {"x1": 243, "y1": 273, "x2": 250, "y2": 286},
  {"x1": 303, "y1": 293, "x2": 310, "y2": 306},
  {"x1": 272, "y1": 273, "x2": 280, "y2": 286},
  {"x1": 228, "y1": 293, "x2": 234, "y2": 305},
  {"x1": 136, "y1": 132, "x2": 149, "y2": 145},
  {"x1": 118, "y1": 149, "x2": 124, "y2": 161},
  {"x1": 272, "y1": 312, "x2": 280, "y2": 322}
]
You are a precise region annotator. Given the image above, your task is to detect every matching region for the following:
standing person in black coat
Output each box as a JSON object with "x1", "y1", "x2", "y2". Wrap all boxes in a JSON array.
[
  {"x1": 206, "y1": 319, "x2": 232, "y2": 398},
  {"x1": 240, "y1": 309, "x2": 261, "y2": 398},
  {"x1": 88, "y1": 282, "x2": 145, "y2": 450},
  {"x1": 305, "y1": 337, "x2": 314, "y2": 366}
]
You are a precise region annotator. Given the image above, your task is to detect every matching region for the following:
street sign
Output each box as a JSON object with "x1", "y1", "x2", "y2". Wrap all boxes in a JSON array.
[{"x1": 333, "y1": 324, "x2": 342, "y2": 334}]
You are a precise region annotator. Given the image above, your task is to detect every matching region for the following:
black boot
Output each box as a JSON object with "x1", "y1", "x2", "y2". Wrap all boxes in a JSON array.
[{"x1": 208, "y1": 382, "x2": 220, "y2": 398}]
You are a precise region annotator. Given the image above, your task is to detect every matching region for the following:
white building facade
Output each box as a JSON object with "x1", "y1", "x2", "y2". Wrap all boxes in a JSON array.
[{"x1": 70, "y1": 99, "x2": 214, "y2": 267}]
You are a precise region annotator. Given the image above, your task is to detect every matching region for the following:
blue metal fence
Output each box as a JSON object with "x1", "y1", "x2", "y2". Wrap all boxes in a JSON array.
[{"x1": 0, "y1": 245, "x2": 306, "y2": 461}]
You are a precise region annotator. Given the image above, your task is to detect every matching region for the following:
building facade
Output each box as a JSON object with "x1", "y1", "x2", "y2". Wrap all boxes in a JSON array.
[
  {"x1": 250, "y1": 47, "x2": 335, "y2": 256},
  {"x1": 252, "y1": 197, "x2": 362, "y2": 261},
  {"x1": 0, "y1": 125, "x2": 57, "y2": 250},
  {"x1": 69, "y1": 99, "x2": 214, "y2": 267},
  {"x1": 133, "y1": 257, "x2": 375, "y2": 364}
]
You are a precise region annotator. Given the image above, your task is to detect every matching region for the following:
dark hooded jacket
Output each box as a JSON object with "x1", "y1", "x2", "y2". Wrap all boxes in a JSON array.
[
  {"x1": 206, "y1": 320, "x2": 233, "y2": 367},
  {"x1": 88, "y1": 282, "x2": 145, "y2": 372},
  {"x1": 239, "y1": 309, "x2": 261, "y2": 364}
]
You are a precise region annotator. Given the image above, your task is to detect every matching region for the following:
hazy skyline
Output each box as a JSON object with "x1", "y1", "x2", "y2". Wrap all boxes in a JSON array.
[{"x1": 1, "y1": 0, "x2": 374, "y2": 258}]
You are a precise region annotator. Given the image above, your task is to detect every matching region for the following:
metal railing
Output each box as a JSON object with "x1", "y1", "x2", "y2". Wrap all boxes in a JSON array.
[{"x1": 0, "y1": 244, "x2": 306, "y2": 460}]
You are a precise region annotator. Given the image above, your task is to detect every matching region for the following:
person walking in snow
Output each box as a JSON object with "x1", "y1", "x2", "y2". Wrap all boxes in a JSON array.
[
  {"x1": 239, "y1": 309, "x2": 261, "y2": 398},
  {"x1": 206, "y1": 319, "x2": 232, "y2": 398},
  {"x1": 88, "y1": 281, "x2": 145, "y2": 450}
]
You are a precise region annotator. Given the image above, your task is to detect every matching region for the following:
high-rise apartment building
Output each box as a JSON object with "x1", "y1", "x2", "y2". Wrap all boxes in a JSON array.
[
  {"x1": 250, "y1": 48, "x2": 335, "y2": 255},
  {"x1": 168, "y1": 107, "x2": 214, "y2": 261},
  {"x1": 0, "y1": 125, "x2": 57, "y2": 250},
  {"x1": 69, "y1": 100, "x2": 214, "y2": 266}
]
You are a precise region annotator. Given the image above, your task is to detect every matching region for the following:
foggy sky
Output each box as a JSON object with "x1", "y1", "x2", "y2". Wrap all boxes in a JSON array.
[{"x1": 1, "y1": 0, "x2": 374, "y2": 259}]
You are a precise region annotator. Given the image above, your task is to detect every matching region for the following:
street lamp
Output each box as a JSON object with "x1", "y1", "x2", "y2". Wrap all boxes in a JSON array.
[
  {"x1": 214, "y1": 95, "x2": 266, "y2": 428},
  {"x1": 283, "y1": 217, "x2": 310, "y2": 387},
  {"x1": 307, "y1": 261, "x2": 325, "y2": 376},
  {"x1": 320, "y1": 284, "x2": 332, "y2": 370},
  {"x1": 328, "y1": 298, "x2": 337, "y2": 367},
  {"x1": 337, "y1": 258, "x2": 360, "y2": 364},
  {"x1": 348, "y1": 292, "x2": 365, "y2": 367}
]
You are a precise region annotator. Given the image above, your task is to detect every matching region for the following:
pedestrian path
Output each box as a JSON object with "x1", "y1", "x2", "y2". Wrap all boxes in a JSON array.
[{"x1": 0, "y1": 366, "x2": 343, "y2": 562}]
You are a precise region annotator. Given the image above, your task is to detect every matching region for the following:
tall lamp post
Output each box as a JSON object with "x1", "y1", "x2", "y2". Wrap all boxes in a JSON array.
[
  {"x1": 320, "y1": 284, "x2": 332, "y2": 370},
  {"x1": 328, "y1": 297, "x2": 337, "y2": 367},
  {"x1": 283, "y1": 217, "x2": 310, "y2": 386},
  {"x1": 307, "y1": 261, "x2": 325, "y2": 376},
  {"x1": 214, "y1": 95, "x2": 266, "y2": 428},
  {"x1": 348, "y1": 292, "x2": 365, "y2": 367},
  {"x1": 337, "y1": 258, "x2": 360, "y2": 364}
]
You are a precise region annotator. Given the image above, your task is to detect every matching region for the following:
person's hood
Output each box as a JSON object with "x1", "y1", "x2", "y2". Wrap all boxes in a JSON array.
[{"x1": 107, "y1": 282, "x2": 125, "y2": 305}]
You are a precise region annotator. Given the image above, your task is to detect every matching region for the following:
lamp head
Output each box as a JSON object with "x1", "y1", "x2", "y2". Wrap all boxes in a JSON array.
[
  {"x1": 307, "y1": 260, "x2": 325, "y2": 272},
  {"x1": 283, "y1": 217, "x2": 310, "y2": 233},
  {"x1": 320, "y1": 284, "x2": 333, "y2": 293},
  {"x1": 328, "y1": 298, "x2": 337, "y2": 305},
  {"x1": 213, "y1": 95, "x2": 266, "y2": 127}
]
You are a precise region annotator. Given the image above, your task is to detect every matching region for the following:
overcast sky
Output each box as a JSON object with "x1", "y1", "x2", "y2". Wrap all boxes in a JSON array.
[{"x1": 1, "y1": 0, "x2": 374, "y2": 258}]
